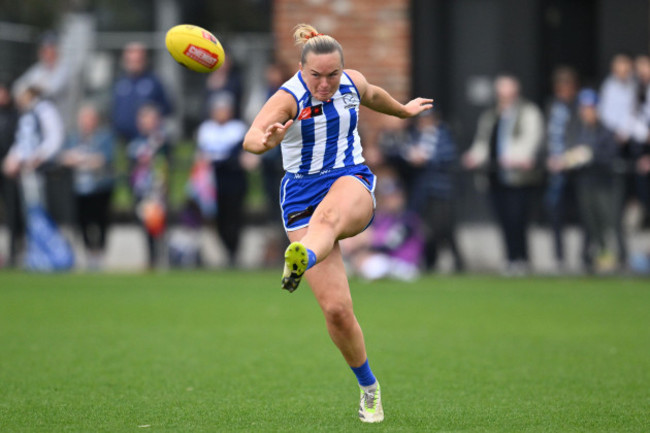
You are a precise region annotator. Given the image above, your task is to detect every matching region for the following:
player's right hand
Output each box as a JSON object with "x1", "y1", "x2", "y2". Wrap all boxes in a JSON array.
[{"x1": 262, "y1": 119, "x2": 294, "y2": 149}]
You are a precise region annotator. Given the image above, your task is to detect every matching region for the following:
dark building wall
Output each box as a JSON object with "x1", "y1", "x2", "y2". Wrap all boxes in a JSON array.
[
  {"x1": 412, "y1": 0, "x2": 541, "y2": 148},
  {"x1": 411, "y1": 0, "x2": 449, "y2": 108},
  {"x1": 598, "y1": 0, "x2": 650, "y2": 76},
  {"x1": 540, "y1": 0, "x2": 598, "y2": 89},
  {"x1": 412, "y1": 0, "x2": 649, "y2": 144}
]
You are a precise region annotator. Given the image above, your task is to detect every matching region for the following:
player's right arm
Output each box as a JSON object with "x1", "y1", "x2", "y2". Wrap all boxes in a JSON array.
[{"x1": 243, "y1": 90, "x2": 297, "y2": 155}]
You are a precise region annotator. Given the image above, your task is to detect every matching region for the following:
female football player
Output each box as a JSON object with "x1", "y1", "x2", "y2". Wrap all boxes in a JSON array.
[{"x1": 243, "y1": 23, "x2": 432, "y2": 423}]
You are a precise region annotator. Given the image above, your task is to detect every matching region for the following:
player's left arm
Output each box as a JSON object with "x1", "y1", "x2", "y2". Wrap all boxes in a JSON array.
[{"x1": 345, "y1": 69, "x2": 433, "y2": 119}]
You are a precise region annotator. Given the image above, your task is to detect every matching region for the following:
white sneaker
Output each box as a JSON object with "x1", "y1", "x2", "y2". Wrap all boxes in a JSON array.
[{"x1": 358, "y1": 382, "x2": 384, "y2": 423}]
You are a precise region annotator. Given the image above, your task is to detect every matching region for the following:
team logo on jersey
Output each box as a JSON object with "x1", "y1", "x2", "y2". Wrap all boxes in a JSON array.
[
  {"x1": 297, "y1": 104, "x2": 323, "y2": 120},
  {"x1": 342, "y1": 94, "x2": 359, "y2": 109}
]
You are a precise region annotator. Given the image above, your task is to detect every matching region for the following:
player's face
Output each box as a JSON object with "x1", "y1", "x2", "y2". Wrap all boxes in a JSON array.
[{"x1": 300, "y1": 51, "x2": 343, "y2": 102}]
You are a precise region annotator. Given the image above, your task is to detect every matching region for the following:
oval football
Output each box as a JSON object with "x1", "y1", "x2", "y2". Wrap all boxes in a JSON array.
[{"x1": 165, "y1": 24, "x2": 225, "y2": 73}]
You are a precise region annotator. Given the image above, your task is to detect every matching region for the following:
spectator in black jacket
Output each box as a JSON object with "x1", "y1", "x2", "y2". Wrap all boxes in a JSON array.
[
  {"x1": 0, "y1": 82, "x2": 22, "y2": 266},
  {"x1": 550, "y1": 89, "x2": 625, "y2": 273},
  {"x1": 544, "y1": 67, "x2": 581, "y2": 272},
  {"x1": 112, "y1": 42, "x2": 173, "y2": 142},
  {"x1": 405, "y1": 110, "x2": 464, "y2": 272}
]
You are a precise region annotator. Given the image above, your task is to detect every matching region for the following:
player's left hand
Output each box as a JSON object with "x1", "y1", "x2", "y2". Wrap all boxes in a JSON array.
[{"x1": 402, "y1": 97, "x2": 434, "y2": 118}]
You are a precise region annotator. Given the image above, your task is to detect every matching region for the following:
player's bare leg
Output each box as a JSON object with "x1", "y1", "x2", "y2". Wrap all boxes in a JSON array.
[
  {"x1": 283, "y1": 181, "x2": 383, "y2": 422},
  {"x1": 301, "y1": 176, "x2": 374, "y2": 261},
  {"x1": 282, "y1": 176, "x2": 373, "y2": 292}
]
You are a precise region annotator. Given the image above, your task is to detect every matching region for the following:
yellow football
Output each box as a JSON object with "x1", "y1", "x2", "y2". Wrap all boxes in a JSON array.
[{"x1": 165, "y1": 24, "x2": 225, "y2": 73}]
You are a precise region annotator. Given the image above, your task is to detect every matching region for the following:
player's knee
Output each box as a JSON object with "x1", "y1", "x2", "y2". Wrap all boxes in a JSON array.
[
  {"x1": 322, "y1": 301, "x2": 354, "y2": 327},
  {"x1": 314, "y1": 206, "x2": 341, "y2": 231}
]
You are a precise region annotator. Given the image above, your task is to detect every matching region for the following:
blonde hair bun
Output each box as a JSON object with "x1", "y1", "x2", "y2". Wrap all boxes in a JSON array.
[
  {"x1": 293, "y1": 23, "x2": 321, "y2": 46},
  {"x1": 291, "y1": 23, "x2": 344, "y2": 65}
]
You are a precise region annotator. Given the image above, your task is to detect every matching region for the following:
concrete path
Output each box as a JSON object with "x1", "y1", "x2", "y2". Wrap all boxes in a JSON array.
[{"x1": 2, "y1": 224, "x2": 648, "y2": 274}]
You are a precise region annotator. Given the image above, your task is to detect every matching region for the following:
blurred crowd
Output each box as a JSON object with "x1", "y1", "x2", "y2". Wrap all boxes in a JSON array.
[
  {"x1": 361, "y1": 55, "x2": 650, "y2": 278},
  {"x1": 0, "y1": 32, "x2": 649, "y2": 276}
]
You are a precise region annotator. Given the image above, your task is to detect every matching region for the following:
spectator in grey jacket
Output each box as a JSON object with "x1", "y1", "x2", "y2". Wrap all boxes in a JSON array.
[
  {"x1": 12, "y1": 32, "x2": 75, "y2": 129},
  {"x1": 2, "y1": 86, "x2": 64, "y2": 187},
  {"x1": 462, "y1": 74, "x2": 544, "y2": 275}
]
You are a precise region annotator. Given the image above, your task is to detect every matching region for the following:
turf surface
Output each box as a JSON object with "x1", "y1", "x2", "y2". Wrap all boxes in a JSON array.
[{"x1": 0, "y1": 272, "x2": 648, "y2": 432}]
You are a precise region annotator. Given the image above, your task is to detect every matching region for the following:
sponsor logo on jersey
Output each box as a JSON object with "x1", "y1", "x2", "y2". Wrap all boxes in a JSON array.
[
  {"x1": 297, "y1": 104, "x2": 323, "y2": 121},
  {"x1": 184, "y1": 44, "x2": 219, "y2": 68}
]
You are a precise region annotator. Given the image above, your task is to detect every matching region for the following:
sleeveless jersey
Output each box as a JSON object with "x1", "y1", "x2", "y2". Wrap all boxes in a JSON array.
[{"x1": 279, "y1": 71, "x2": 364, "y2": 174}]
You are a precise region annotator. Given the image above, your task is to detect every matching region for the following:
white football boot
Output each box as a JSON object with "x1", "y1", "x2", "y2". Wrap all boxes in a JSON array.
[{"x1": 358, "y1": 382, "x2": 384, "y2": 423}]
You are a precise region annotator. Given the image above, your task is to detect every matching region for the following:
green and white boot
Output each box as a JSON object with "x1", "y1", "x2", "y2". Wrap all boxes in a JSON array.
[{"x1": 281, "y1": 242, "x2": 308, "y2": 293}]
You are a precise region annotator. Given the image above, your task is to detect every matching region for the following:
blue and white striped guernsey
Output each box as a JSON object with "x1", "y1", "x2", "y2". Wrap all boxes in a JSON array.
[{"x1": 279, "y1": 71, "x2": 364, "y2": 174}]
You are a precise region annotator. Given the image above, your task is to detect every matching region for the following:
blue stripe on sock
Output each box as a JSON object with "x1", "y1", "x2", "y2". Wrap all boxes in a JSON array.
[
  {"x1": 306, "y1": 248, "x2": 317, "y2": 270},
  {"x1": 351, "y1": 359, "x2": 376, "y2": 387}
]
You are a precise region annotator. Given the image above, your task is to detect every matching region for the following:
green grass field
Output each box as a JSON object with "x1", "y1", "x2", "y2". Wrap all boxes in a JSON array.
[{"x1": 1, "y1": 272, "x2": 648, "y2": 432}]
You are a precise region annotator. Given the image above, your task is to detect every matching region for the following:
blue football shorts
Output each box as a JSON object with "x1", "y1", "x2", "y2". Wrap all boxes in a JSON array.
[{"x1": 279, "y1": 164, "x2": 377, "y2": 232}]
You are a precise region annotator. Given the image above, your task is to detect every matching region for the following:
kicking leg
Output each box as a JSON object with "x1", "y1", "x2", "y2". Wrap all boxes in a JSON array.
[
  {"x1": 282, "y1": 176, "x2": 373, "y2": 292},
  {"x1": 301, "y1": 176, "x2": 373, "y2": 262}
]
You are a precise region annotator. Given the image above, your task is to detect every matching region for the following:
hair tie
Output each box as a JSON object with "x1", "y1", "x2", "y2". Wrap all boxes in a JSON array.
[{"x1": 306, "y1": 31, "x2": 324, "y2": 40}]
